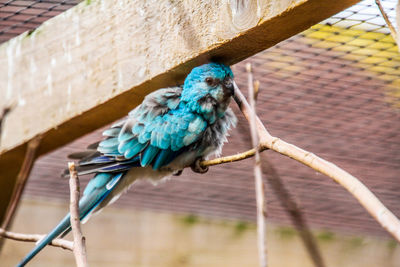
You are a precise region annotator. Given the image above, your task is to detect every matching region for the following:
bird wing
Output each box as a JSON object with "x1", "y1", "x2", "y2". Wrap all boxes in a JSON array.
[
  {"x1": 67, "y1": 86, "x2": 207, "y2": 177},
  {"x1": 19, "y1": 88, "x2": 194, "y2": 266},
  {"x1": 112, "y1": 86, "x2": 208, "y2": 169}
]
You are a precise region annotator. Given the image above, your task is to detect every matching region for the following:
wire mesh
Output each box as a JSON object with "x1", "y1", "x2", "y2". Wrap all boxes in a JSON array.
[
  {"x1": 252, "y1": 0, "x2": 399, "y2": 109},
  {"x1": 0, "y1": 0, "x2": 399, "y2": 236},
  {"x1": 0, "y1": 0, "x2": 79, "y2": 43}
]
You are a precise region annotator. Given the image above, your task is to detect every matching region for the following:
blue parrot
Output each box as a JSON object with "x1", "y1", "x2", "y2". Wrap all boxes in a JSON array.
[{"x1": 17, "y1": 62, "x2": 237, "y2": 266}]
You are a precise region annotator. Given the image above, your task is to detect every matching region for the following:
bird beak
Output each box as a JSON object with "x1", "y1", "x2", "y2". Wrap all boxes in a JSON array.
[
  {"x1": 232, "y1": 81, "x2": 239, "y2": 97},
  {"x1": 223, "y1": 77, "x2": 234, "y2": 96}
]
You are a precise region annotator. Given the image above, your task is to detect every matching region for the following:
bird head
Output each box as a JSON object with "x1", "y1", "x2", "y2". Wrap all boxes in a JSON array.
[{"x1": 181, "y1": 63, "x2": 234, "y2": 122}]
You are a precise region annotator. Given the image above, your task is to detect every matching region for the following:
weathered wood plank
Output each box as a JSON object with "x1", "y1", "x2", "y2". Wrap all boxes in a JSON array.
[{"x1": 0, "y1": 0, "x2": 359, "y2": 222}]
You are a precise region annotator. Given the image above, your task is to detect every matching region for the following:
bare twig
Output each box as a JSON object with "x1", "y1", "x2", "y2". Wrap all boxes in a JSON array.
[
  {"x1": 0, "y1": 228, "x2": 73, "y2": 251},
  {"x1": 375, "y1": 0, "x2": 398, "y2": 47},
  {"x1": 230, "y1": 82, "x2": 400, "y2": 243},
  {"x1": 228, "y1": 92, "x2": 325, "y2": 267},
  {"x1": 68, "y1": 162, "x2": 88, "y2": 267},
  {"x1": 397, "y1": 0, "x2": 400, "y2": 50},
  {"x1": 0, "y1": 136, "x2": 42, "y2": 252},
  {"x1": 200, "y1": 80, "x2": 400, "y2": 242},
  {"x1": 262, "y1": 160, "x2": 326, "y2": 267},
  {"x1": 200, "y1": 148, "x2": 261, "y2": 167},
  {"x1": 247, "y1": 63, "x2": 267, "y2": 267},
  {"x1": 1, "y1": 136, "x2": 42, "y2": 231},
  {"x1": 253, "y1": 80, "x2": 260, "y2": 101}
]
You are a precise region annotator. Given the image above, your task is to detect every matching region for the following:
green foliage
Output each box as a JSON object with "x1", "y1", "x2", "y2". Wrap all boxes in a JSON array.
[
  {"x1": 276, "y1": 226, "x2": 296, "y2": 239},
  {"x1": 180, "y1": 214, "x2": 199, "y2": 226},
  {"x1": 316, "y1": 231, "x2": 335, "y2": 241},
  {"x1": 386, "y1": 239, "x2": 397, "y2": 250},
  {"x1": 349, "y1": 237, "x2": 364, "y2": 247},
  {"x1": 233, "y1": 221, "x2": 249, "y2": 235}
]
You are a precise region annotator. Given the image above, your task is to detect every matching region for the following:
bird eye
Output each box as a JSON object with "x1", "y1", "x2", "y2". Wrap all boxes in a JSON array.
[{"x1": 205, "y1": 77, "x2": 214, "y2": 86}]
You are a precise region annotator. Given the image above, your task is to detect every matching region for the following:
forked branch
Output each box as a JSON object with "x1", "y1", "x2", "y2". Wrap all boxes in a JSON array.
[
  {"x1": 234, "y1": 84, "x2": 400, "y2": 242},
  {"x1": 0, "y1": 228, "x2": 73, "y2": 251},
  {"x1": 201, "y1": 68, "x2": 400, "y2": 243},
  {"x1": 1, "y1": 136, "x2": 42, "y2": 231},
  {"x1": 0, "y1": 163, "x2": 90, "y2": 260},
  {"x1": 68, "y1": 162, "x2": 88, "y2": 267},
  {"x1": 246, "y1": 64, "x2": 268, "y2": 267},
  {"x1": 375, "y1": 0, "x2": 398, "y2": 43}
]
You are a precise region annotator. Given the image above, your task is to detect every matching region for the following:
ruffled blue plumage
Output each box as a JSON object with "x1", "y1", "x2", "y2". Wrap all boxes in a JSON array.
[{"x1": 18, "y1": 62, "x2": 237, "y2": 267}]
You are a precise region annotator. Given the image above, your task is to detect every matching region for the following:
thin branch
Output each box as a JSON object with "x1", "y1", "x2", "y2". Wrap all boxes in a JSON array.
[
  {"x1": 1, "y1": 136, "x2": 42, "y2": 231},
  {"x1": 253, "y1": 80, "x2": 260, "y2": 101},
  {"x1": 232, "y1": 116, "x2": 325, "y2": 267},
  {"x1": 397, "y1": 0, "x2": 400, "y2": 51},
  {"x1": 68, "y1": 162, "x2": 88, "y2": 267},
  {"x1": 231, "y1": 82, "x2": 400, "y2": 243},
  {"x1": 262, "y1": 159, "x2": 326, "y2": 267},
  {"x1": 247, "y1": 63, "x2": 267, "y2": 267},
  {"x1": 200, "y1": 147, "x2": 261, "y2": 167},
  {"x1": 200, "y1": 81, "x2": 400, "y2": 242},
  {"x1": 375, "y1": 0, "x2": 398, "y2": 45},
  {"x1": 0, "y1": 228, "x2": 73, "y2": 251}
]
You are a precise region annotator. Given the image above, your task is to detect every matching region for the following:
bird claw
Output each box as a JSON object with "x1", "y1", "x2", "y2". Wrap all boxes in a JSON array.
[
  {"x1": 173, "y1": 170, "x2": 183, "y2": 176},
  {"x1": 191, "y1": 158, "x2": 209, "y2": 174}
]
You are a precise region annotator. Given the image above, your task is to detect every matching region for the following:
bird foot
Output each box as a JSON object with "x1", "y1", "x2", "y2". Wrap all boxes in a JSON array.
[
  {"x1": 191, "y1": 158, "x2": 209, "y2": 174},
  {"x1": 173, "y1": 170, "x2": 183, "y2": 176}
]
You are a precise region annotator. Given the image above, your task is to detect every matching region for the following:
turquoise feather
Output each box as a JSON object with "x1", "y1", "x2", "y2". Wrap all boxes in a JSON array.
[
  {"x1": 99, "y1": 138, "x2": 119, "y2": 148},
  {"x1": 141, "y1": 145, "x2": 160, "y2": 167},
  {"x1": 152, "y1": 149, "x2": 173, "y2": 170},
  {"x1": 17, "y1": 63, "x2": 237, "y2": 267},
  {"x1": 124, "y1": 142, "x2": 146, "y2": 159},
  {"x1": 118, "y1": 138, "x2": 138, "y2": 154},
  {"x1": 102, "y1": 128, "x2": 121, "y2": 137}
]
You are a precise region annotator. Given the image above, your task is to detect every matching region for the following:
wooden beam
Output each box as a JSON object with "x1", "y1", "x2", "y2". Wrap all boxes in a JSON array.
[{"x1": 0, "y1": 0, "x2": 359, "y2": 223}]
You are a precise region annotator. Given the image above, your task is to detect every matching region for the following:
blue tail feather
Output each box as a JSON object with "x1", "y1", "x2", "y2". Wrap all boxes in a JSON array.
[
  {"x1": 17, "y1": 215, "x2": 71, "y2": 267},
  {"x1": 17, "y1": 173, "x2": 125, "y2": 266}
]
